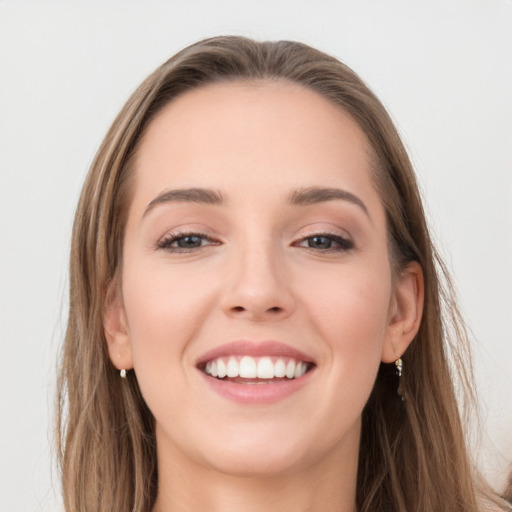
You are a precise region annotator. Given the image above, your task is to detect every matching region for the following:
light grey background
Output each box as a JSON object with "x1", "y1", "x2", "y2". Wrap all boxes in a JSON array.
[{"x1": 1, "y1": 1, "x2": 511, "y2": 510}]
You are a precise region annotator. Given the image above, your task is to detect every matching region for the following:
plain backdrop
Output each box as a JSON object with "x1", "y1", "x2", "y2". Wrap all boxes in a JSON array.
[{"x1": 0, "y1": 1, "x2": 511, "y2": 510}]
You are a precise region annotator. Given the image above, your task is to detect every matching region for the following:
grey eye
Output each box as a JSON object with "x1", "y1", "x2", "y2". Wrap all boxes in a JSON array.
[
  {"x1": 296, "y1": 233, "x2": 354, "y2": 252},
  {"x1": 157, "y1": 232, "x2": 218, "y2": 252},
  {"x1": 175, "y1": 235, "x2": 205, "y2": 248},
  {"x1": 307, "y1": 236, "x2": 334, "y2": 249}
]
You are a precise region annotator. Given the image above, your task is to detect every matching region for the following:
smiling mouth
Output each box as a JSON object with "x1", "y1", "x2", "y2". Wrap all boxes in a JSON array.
[{"x1": 200, "y1": 356, "x2": 315, "y2": 382}]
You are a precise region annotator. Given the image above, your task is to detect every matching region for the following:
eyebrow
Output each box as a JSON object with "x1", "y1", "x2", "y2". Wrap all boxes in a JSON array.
[
  {"x1": 144, "y1": 187, "x2": 224, "y2": 217},
  {"x1": 288, "y1": 187, "x2": 369, "y2": 217},
  {"x1": 143, "y1": 185, "x2": 369, "y2": 219}
]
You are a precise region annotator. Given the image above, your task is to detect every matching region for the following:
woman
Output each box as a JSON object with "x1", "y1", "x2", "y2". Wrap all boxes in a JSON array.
[{"x1": 56, "y1": 36, "x2": 508, "y2": 511}]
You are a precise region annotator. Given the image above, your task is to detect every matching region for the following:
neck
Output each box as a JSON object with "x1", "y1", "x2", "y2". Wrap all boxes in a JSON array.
[{"x1": 152, "y1": 428, "x2": 359, "y2": 512}]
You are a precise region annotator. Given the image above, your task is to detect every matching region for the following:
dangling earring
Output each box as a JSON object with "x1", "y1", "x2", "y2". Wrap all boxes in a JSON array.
[
  {"x1": 120, "y1": 369, "x2": 127, "y2": 379},
  {"x1": 395, "y1": 357, "x2": 405, "y2": 401},
  {"x1": 394, "y1": 358, "x2": 403, "y2": 377}
]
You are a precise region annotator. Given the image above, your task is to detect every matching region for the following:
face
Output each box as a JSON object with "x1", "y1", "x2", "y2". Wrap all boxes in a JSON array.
[{"x1": 106, "y1": 81, "x2": 417, "y2": 478}]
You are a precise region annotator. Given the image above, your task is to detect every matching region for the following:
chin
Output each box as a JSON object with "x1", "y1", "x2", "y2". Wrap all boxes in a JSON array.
[
  {"x1": 191, "y1": 422, "x2": 324, "y2": 478},
  {"x1": 204, "y1": 444, "x2": 309, "y2": 478}
]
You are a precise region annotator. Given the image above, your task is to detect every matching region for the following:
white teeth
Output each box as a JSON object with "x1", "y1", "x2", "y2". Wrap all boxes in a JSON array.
[
  {"x1": 294, "y1": 362, "x2": 306, "y2": 378},
  {"x1": 285, "y1": 360, "x2": 296, "y2": 379},
  {"x1": 257, "y1": 357, "x2": 274, "y2": 379},
  {"x1": 226, "y1": 357, "x2": 239, "y2": 378},
  {"x1": 274, "y1": 358, "x2": 286, "y2": 378},
  {"x1": 217, "y1": 359, "x2": 227, "y2": 378},
  {"x1": 203, "y1": 355, "x2": 310, "y2": 380},
  {"x1": 239, "y1": 356, "x2": 257, "y2": 378}
]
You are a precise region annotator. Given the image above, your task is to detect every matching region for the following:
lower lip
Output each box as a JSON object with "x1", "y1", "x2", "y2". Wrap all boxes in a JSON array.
[{"x1": 199, "y1": 369, "x2": 314, "y2": 404}]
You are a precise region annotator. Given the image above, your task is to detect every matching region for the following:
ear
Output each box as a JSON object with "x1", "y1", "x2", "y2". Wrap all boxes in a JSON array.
[
  {"x1": 381, "y1": 261, "x2": 424, "y2": 363},
  {"x1": 103, "y1": 281, "x2": 133, "y2": 371}
]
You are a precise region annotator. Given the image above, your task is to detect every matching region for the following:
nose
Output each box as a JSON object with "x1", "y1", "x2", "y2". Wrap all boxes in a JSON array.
[{"x1": 221, "y1": 241, "x2": 295, "y2": 322}]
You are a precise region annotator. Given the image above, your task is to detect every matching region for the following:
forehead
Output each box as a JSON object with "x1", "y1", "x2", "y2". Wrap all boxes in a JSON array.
[
  {"x1": 132, "y1": 80, "x2": 380, "y2": 214},
  {"x1": 141, "y1": 79, "x2": 370, "y2": 155}
]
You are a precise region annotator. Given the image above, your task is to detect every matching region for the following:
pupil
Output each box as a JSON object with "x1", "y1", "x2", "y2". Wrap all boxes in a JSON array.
[
  {"x1": 178, "y1": 235, "x2": 202, "y2": 248},
  {"x1": 309, "y1": 236, "x2": 331, "y2": 249}
]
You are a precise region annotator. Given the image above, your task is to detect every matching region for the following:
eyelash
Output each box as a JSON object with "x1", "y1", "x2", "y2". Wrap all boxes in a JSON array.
[
  {"x1": 294, "y1": 232, "x2": 354, "y2": 252},
  {"x1": 156, "y1": 231, "x2": 220, "y2": 253},
  {"x1": 156, "y1": 231, "x2": 354, "y2": 254}
]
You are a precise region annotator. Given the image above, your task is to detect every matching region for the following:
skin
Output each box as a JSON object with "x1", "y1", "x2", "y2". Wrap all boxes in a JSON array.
[{"x1": 104, "y1": 81, "x2": 423, "y2": 512}]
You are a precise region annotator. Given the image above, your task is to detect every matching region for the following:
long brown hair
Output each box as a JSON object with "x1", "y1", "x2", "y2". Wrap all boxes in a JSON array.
[{"x1": 57, "y1": 36, "x2": 507, "y2": 511}]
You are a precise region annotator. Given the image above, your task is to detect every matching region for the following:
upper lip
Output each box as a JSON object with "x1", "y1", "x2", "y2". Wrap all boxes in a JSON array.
[{"x1": 196, "y1": 340, "x2": 316, "y2": 366}]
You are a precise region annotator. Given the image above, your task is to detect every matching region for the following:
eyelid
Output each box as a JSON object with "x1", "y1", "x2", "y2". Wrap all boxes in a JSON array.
[
  {"x1": 293, "y1": 229, "x2": 355, "y2": 252},
  {"x1": 153, "y1": 225, "x2": 355, "y2": 253},
  {"x1": 155, "y1": 229, "x2": 221, "y2": 252}
]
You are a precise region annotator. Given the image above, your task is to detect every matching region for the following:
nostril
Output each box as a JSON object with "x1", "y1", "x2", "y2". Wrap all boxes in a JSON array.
[{"x1": 230, "y1": 305, "x2": 282, "y2": 314}]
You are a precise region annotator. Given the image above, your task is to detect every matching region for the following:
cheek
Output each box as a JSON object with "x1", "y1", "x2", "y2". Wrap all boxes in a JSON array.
[
  {"x1": 121, "y1": 256, "x2": 219, "y2": 369},
  {"x1": 306, "y1": 260, "x2": 392, "y2": 337},
  {"x1": 302, "y1": 262, "x2": 392, "y2": 388},
  {"x1": 120, "y1": 258, "x2": 222, "y2": 428}
]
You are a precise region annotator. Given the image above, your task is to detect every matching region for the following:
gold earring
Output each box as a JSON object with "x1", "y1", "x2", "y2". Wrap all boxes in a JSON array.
[
  {"x1": 120, "y1": 369, "x2": 127, "y2": 378},
  {"x1": 394, "y1": 358, "x2": 405, "y2": 401},
  {"x1": 394, "y1": 357, "x2": 403, "y2": 377}
]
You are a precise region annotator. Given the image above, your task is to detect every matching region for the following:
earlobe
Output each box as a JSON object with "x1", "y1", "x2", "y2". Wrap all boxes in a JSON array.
[
  {"x1": 103, "y1": 281, "x2": 133, "y2": 371},
  {"x1": 381, "y1": 261, "x2": 424, "y2": 363}
]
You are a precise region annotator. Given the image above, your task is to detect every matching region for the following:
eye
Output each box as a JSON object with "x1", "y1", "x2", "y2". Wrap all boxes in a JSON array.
[
  {"x1": 156, "y1": 232, "x2": 219, "y2": 252},
  {"x1": 296, "y1": 233, "x2": 354, "y2": 252}
]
